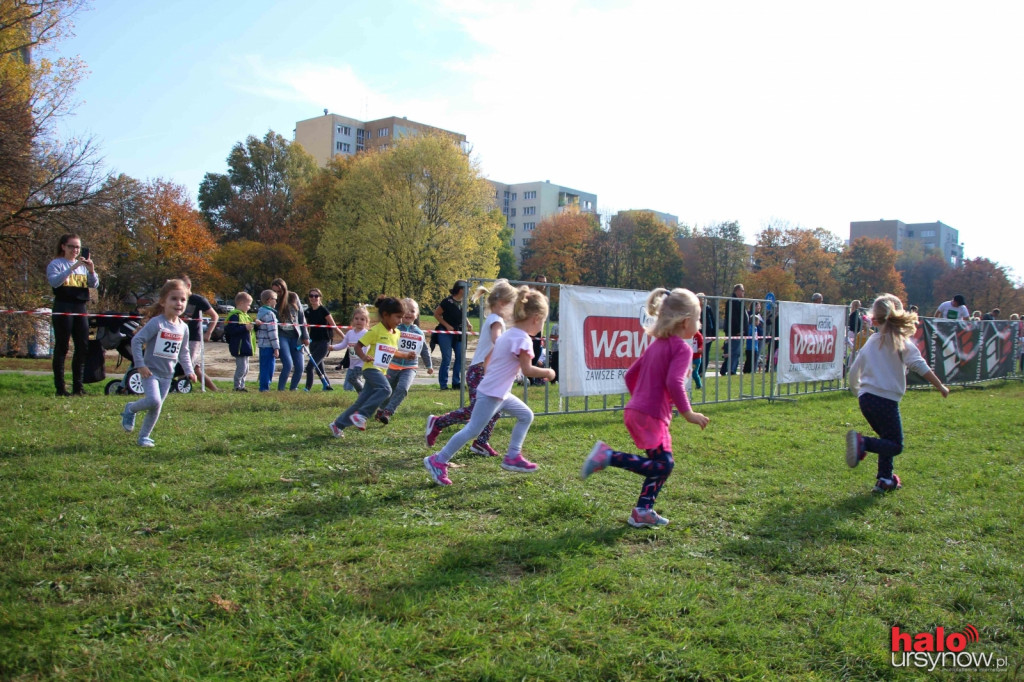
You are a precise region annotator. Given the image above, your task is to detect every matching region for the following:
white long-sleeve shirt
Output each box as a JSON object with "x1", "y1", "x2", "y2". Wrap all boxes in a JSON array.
[{"x1": 848, "y1": 333, "x2": 932, "y2": 402}]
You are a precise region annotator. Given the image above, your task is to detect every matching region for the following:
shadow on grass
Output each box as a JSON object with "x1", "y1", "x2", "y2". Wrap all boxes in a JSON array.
[
  {"x1": 361, "y1": 526, "x2": 629, "y2": 617},
  {"x1": 719, "y1": 492, "x2": 882, "y2": 574}
]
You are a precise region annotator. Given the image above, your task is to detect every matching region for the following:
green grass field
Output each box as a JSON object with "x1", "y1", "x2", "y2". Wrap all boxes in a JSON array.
[{"x1": 1, "y1": 373, "x2": 1021, "y2": 680}]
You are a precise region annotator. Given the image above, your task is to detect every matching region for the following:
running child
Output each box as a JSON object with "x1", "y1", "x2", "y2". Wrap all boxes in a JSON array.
[
  {"x1": 424, "y1": 286, "x2": 555, "y2": 486},
  {"x1": 425, "y1": 279, "x2": 518, "y2": 456},
  {"x1": 331, "y1": 304, "x2": 370, "y2": 392},
  {"x1": 375, "y1": 298, "x2": 433, "y2": 424},
  {"x1": 119, "y1": 279, "x2": 197, "y2": 447},
  {"x1": 224, "y1": 291, "x2": 255, "y2": 391},
  {"x1": 255, "y1": 289, "x2": 280, "y2": 392},
  {"x1": 328, "y1": 297, "x2": 414, "y2": 436},
  {"x1": 846, "y1": 294, "x2": 949, "y2": 492},
  {"x1": 580, "y1": 287, "x2": 710, "y2": 528}
]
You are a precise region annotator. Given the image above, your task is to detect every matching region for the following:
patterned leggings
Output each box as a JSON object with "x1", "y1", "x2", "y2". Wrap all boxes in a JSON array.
[
  {"x1": 858, "y1": 392, "x2": 903, "y2": 480},
  {"x1": 434, "y1": 363, "x2": 499, "y2": 446},
  {"x1": 606, "y1": 444, "x2": 675, "y2": 509}
]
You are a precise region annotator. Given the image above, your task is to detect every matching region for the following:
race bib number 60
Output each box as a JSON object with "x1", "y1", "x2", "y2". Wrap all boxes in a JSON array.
[
  {"x1": 154, "y1": 328, "x2": 183, "y2": 360},
  {"x1": 373, "y1": 343, "x2": 397, "y2": 370}
]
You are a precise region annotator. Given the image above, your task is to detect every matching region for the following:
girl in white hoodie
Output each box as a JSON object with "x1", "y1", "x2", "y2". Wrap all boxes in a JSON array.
[{"x1": 846, "y1": 294, "x2": 949, "y2": 492}]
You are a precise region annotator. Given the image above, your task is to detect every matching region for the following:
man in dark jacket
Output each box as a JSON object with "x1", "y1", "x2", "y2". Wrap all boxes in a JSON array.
[
  {"x1": 724, "y1": 283, "x2": 748, "y2": 375},
  {"x1": 697, "y1": 293, "x2": 717, "y2": 379}
]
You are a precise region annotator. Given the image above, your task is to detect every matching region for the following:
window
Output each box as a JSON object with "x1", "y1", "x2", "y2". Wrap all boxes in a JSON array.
[
  {"x1": 510, "y1": 208, "x2": 516, "y2": 217},
  {"x1": 510, "y1": 238, "x2": 515, "y2": 246},
  {"x1": 522, "y1": 237, "x2": 531, "y2": 245},
  {"x1": 337, "y1": 125, "x2": 351, "y2": 135},
  {"x1": 337, "y1": 126, "x2": 342, "y2": 134},
  {"x1": 341, "y1": 142, "x2": 350, "y2": 152},
  {"x1": 921, "y1": 229, "x2": 936, "y2": 238},
  {"x1": 511, "y1": 192, "x2": 517, "y2": 201},
  {"x1": 509, "y1": 223, "x2": 515, "y2": 230},
  {"x1": 524, "y1": 222, "x2": 536, "y2": 230},
  {"x1": 343, "y1": 126, "x2": 351, "y2": 135},
  {"x1": 524, "y1": 190, "x2": 536, "y2": 199},
  {"x1": 523, "y1": 206, "x2": 536, "y2": 215},
  {"x1": 378, "y1": 128, "x2": 389, "y2": 137},
  {"x1": 336, "y1": 142, "x2": 343, "y2": 151},
  {"x1": 357, "y1": 129, "x2": 365, "y2": 139}
]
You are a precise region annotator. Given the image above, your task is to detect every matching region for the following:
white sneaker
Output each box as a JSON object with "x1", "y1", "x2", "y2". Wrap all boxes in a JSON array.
[
  {"x1": 349, "y1": 413, "x2": 367, "y2": 431},
  {"x1": 329, "y1": 422, "x2": 344, "y2": 438}
]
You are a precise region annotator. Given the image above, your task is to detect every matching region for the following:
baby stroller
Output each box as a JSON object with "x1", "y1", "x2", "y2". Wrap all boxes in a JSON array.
[{"x1": 98, "y1": 313, "x2": 193, "y2": 396}]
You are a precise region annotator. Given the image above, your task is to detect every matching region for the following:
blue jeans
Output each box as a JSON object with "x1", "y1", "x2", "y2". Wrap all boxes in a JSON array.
[
  {"x1": 858, "y1": 392, "x2": 903, "y2": 480},
  {"x1": 436, "y1": 333, "x2": 463, "y2": 389},
  {"x1": 277, "y1": 334, "x2": 303, "y2": 390},
  {"x1": 258, "y1": 347, "x2": 277, "y2": 391},
  {"x1": 728, "y1": 339, "x2": 742, "y2": 374},
  {"x1": 334, "y1": 369, "x2": 391, "y2": 431},
  {"x1": 383, "y1": 367, "x2": 416, "y2": 414}
]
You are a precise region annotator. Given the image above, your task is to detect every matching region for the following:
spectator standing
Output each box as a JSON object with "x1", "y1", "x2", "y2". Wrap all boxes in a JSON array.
[
  {"x1": 46, "y1": 233, "x2": 98, "y2": 396},
  {"x1": 180, "y1": 275, "x2": 219, "y2": 392},
  {"x1": 982, "y1": 308, "x2": 1000, "y2": 321},
  {"x1": 697, "y1": 293, "x2": 717, "y2": 379},
  {"x1": 723, "y1": 283, "x2": 748, "y2": 375},
  {"x1": 811, "y1": 292, "x2": 824, "y2": 304},
  {"x1": 304, "y1": 289, "x2": 338, "y2": 391},
  {"x1": 934, "y1": 294, "x2": 970, "y2": 320},
  {"x1": 433, "y1": 281, "x2": 473, "y2": 390}
]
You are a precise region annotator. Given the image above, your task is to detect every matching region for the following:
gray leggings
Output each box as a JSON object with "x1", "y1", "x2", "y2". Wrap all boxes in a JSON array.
[
  {"x1": 383, "y1": 367, "x2": 416, "y2": 414},
  {"x1": 435, "y1": 393, "x2": 533, "y2": 463},
  {"x1": 127, "y1": 374, "x2": 172, "y2": 440},
  {"x1": 333, "y1": 369, "x2": 391, "y2": 431}
]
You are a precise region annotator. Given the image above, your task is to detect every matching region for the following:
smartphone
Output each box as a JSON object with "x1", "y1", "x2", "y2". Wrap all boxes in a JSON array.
[{"x1": 81, "y1": 247, "x2": 90, "y2": 260}]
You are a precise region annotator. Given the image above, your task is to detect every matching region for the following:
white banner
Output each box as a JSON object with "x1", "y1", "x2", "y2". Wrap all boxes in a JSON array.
[
  {"x1": 559, "y1": 284, "x2": 653, "y2": 397},
  {"x1": 776, "y1": 301, "x2": 846, "y2": 384}
]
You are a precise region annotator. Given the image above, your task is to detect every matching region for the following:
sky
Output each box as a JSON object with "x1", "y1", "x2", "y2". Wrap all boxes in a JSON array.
[{"x1": 52, "y1": 0, "x2": 1024, "y2": 279}]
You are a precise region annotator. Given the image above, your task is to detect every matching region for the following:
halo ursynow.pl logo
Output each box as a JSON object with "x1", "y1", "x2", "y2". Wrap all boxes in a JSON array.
[{"x1": 890, "y1": 624, "x2": 1007, "y2": 671}]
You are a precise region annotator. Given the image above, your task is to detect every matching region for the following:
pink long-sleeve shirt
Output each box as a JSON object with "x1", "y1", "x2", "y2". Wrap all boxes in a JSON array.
[{"x1": 624, "y1": 335, "x2": 693, "y2": 424}]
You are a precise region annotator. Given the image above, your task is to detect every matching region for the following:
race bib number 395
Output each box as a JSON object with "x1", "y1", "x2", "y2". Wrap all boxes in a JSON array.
[
  {"x1": 398, "y1": 331, "x2": 424, "y2": 355},
  {"x1": 373, "y1": 343, "x2": 397, "y2": 370},
  {"x1": 154, "y1": 328, "x2": 183, "y2": 360}
]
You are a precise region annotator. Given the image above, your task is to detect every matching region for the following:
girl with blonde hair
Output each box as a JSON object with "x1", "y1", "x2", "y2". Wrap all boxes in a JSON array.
[
  {"x1": 425, "y1": 286, "x2": 555, "y2": 485},
  {"x1": 846, "y1": 294, "x2": 949, "y2": 492},
  {"x1": 581, "y1": 287, "x2": 710, "y2": 528},
  {"x1": 426, "y1": 279, "x2": 518, "y2": 456}
]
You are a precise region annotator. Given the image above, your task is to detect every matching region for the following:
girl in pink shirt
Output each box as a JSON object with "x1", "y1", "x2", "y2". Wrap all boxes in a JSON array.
[
  {"x1": 581, "y1": 287, "x2": 710, "y2": 528},
  {"x1": 424, "y1": 286, "x2": 555, "y2": 486}
]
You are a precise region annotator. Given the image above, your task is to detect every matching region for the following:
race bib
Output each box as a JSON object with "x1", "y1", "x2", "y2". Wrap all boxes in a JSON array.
[
  {"x1": 373, "y1": 343, "x2": 397, "y2": 370},
  {"x1": 154, "y1": 328, "x2": 183, "y2": 360},
  {"x1": 397, "y1": 331, "x2": 424, "y2": 355}
]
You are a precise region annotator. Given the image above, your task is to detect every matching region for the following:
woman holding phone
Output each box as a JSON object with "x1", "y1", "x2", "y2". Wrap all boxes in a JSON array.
[{"x1": 46, "y1": 234, "x2": 99, "y2": 396}]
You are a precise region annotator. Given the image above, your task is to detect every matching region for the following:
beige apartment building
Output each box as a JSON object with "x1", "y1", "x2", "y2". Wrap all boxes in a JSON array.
[
  {"x1": 850, "y1": 219, "x2": 964, "y2": 267},
  {"x1": 294, "y1": 111, "x2": 468, "y2": 166},
  {"x1": 488, "y1": 180, "x2": 598, "y2": 262}
]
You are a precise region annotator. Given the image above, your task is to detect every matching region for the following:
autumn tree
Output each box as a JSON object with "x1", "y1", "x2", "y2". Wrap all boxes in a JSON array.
[
  {"x1": 895, "y1": 243, "x2": 953, "y2": 311},
  {"x1": 683, "y1": 221, "x2": 749, "y2": 296},
  {"x1": 521, "y1": 210, "x2": 601, "y2": 285},
  {"x1": 316, "y1": 134, "x2": 503, "y2": 307},
  {"x1": 0, "y1": 0, "x2": 107, "y2": 302},
  {"x1": 95, "y1": 177, "x2": 219, "y2": 301},
  {"x1": 198, "y1": 130, "x2": 319, "y2": 246},
  {"x1": 586, "y1": 211, "x2": 683, "y2": 290},
  {"x1": 745, "y1": 266, "x2": 800, "y2": 302},
  {"x1": 212, "y1": 239, "x2": 309, "y2": 299},
  {"x1": 752, "y1": 224, "x2": 841, "y2": 302},
  {"x1": 836, "y1": 237, "x2": 906, "y2": 303},
  {"x1": 934, "y1": 258, "x2": 1024, "y2": 315}
]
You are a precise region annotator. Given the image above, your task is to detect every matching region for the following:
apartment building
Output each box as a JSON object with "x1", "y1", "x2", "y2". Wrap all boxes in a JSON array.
[
  {"x1": 849, "y1": 219, "x2": 964, "y2": 266},
  {"x1": 294, "y1": 111, "x2": 468, "y2": 167},
  {"x1": 488, "y1": 180, "x2": 598, "y2": 261},
  {"x1": 615, "y1": 209, "x2": 679, "y2": 228}
]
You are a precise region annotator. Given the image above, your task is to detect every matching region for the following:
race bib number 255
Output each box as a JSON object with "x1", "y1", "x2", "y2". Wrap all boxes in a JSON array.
[{"x1": 154, "y1": 328, "x2": 183, "y2": 360}]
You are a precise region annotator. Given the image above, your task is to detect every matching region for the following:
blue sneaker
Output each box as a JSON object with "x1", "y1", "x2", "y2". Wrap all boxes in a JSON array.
[
  {"x1": 121, "y1": 406, "x2": 135, "y2": 433},
  {"x1": 581, "y1": 440, "x2": 611, "y2": 480},
  {"x1": 138, "y1": 438, "x2": 155, "y2": 448}
]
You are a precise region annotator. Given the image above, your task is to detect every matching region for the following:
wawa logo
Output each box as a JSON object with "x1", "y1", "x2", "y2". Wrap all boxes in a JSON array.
[
  {"x1": 583, "y1": 310, "x2": 651, "y2": 370},
  {"x1": 789, "y1": 317, "x2": 837, "y2": 364},
  {"x1": 891, "y1": 625, "x2": 1007, "y2": 672}
]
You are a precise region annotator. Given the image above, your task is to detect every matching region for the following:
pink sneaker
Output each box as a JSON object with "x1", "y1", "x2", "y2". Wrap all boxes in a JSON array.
[
  {"x1": 628, "y1": 507, "x2": 670, "y2": 528},
  {"x1": 581, "y1": 440, "x2": 611, "y2": 480},
  {"x1": 425, "y1": 415, "x2": 441, "y2": 447},
  {"x1": 424, "y1": 454, "x2": 452, "y2": 486},
  {"x1": 470, "y1": 441, "x2": 500, "y2": 457},
  {"x1": 349, "y1": 413, "x2": 367, "y2": 431},
  {"x1": 500, "y1": 452, "x2": 538, "y2": 473},
  {"x1": 328, "y1": 422, "x2": 344, "y2": 438}
]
